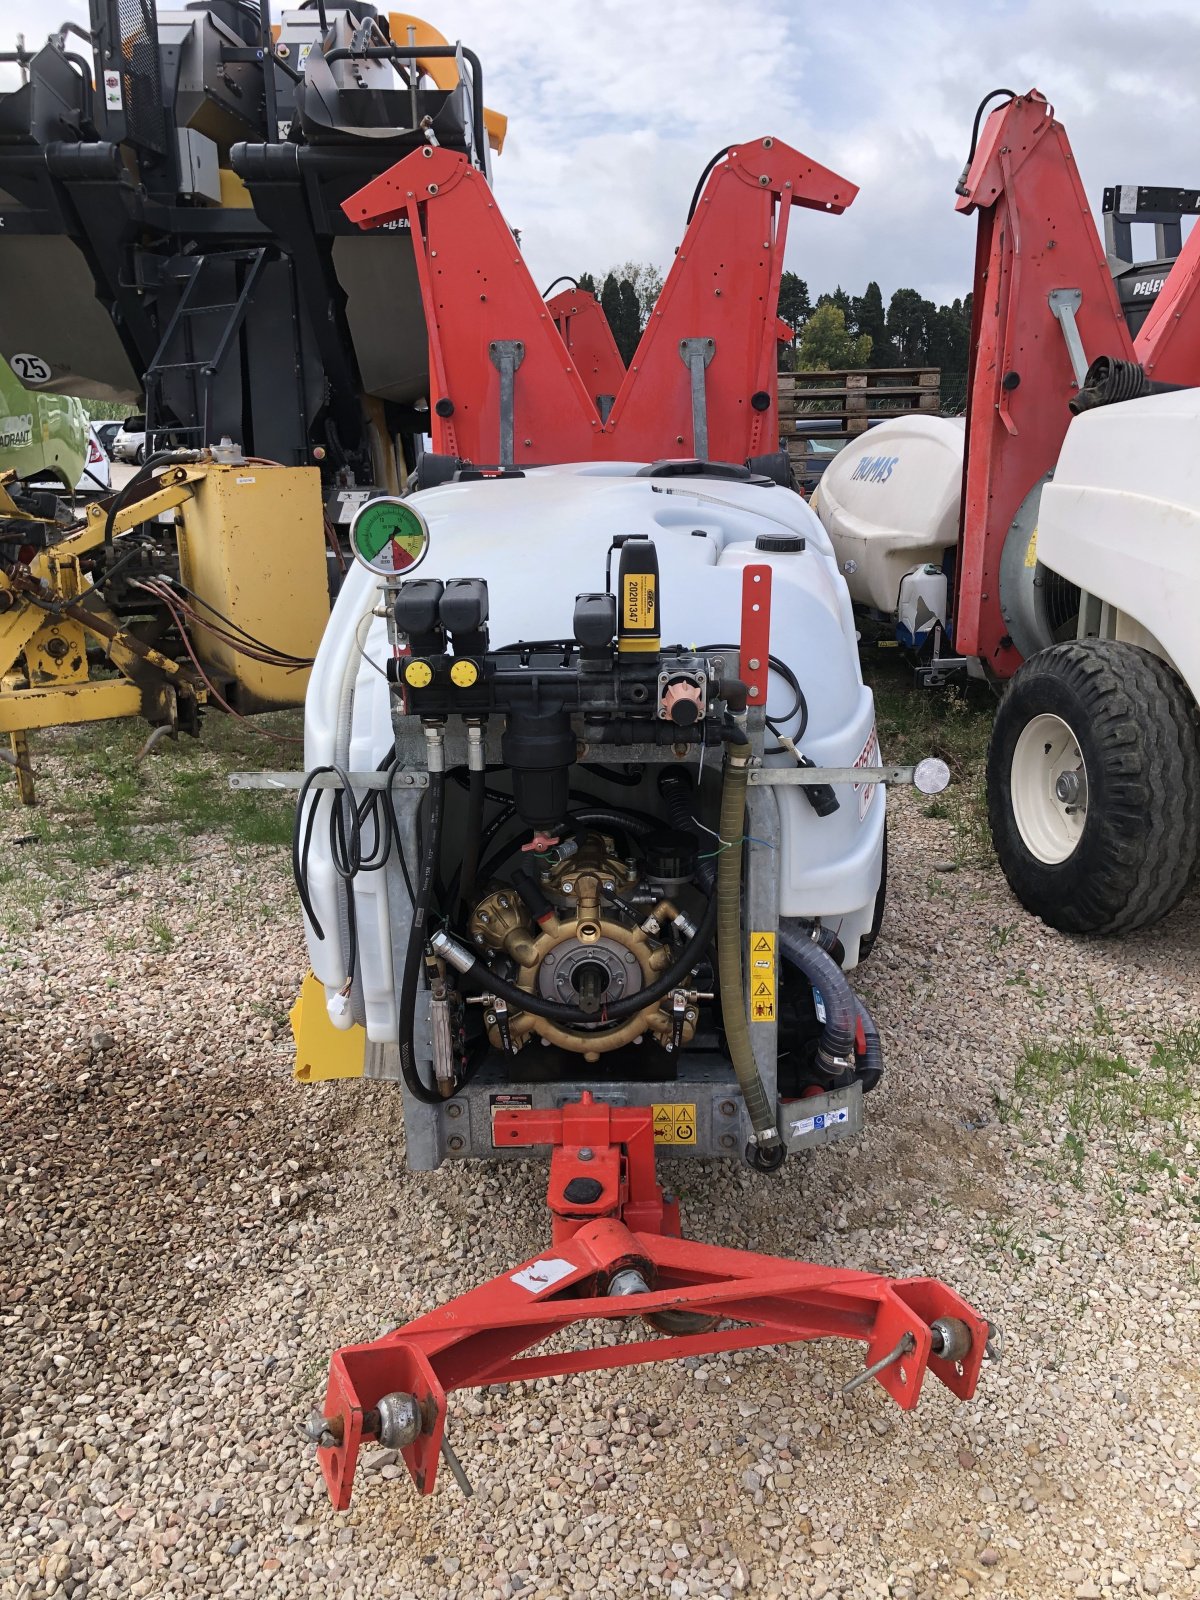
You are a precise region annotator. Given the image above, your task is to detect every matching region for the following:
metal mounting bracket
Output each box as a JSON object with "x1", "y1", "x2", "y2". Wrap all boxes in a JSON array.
[
  {"x1": 678, "y1": 337, "x2": 716, "y2": 458},
  {"x1": 1048, "y1": 288, "x2": 1088, "y2": 387},
  {"x1": 488, "y1": 339, "x2": 526, "y2": 466}
]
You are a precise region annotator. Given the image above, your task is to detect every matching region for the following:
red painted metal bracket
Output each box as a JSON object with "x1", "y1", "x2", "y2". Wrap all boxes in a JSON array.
[
  {"x1": 342, "y1": 137, "x2": 857, "y2": 469},
  {"x1": 546, "y1": 286, "x2": 627, "y2": 407},
  {"x1": 1136, "y1": 219, "x2": 1200, "y2": 384},
  {"x1": 311, "y1": 1097, "x2": 994, "y2": 1509},
  {"x1": 739, "y1": 563, "x2": 773, "y2": 710},
  {"x1": 952, "y1": 90, "x2": 1136, "y2": 674}
]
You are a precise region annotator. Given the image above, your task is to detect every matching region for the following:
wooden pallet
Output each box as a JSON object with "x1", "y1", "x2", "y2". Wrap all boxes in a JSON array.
[{"x1": 779, "y1": 367, "x2": 940, "y2": 444}]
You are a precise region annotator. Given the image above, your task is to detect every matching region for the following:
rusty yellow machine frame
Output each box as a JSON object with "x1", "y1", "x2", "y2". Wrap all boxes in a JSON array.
[{"x1": 0, "y1": 457, "x2": 329, "y2": 801}]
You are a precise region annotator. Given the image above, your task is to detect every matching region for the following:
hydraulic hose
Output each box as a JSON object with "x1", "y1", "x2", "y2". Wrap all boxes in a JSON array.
[
  {"x1": 568, "y1": 807, "x2": 658, "y2": 839},
  {"x1": 397, "y1": 770, "x2": 448, "y2": 1105},
  {"x1": 457, "y1": 765, "x2": 486, "y2": 919},
  {"x1": 955, "y1": 89, "x2": 1017, "y2": 196},
  {"x1": 659, "y1": 768, "x2": 715, "y2": 890},
  {"x1": 103, "y1": 449, "x2": 203, "y2": 550},
  {"x1": 713, "y1": 737, "x2": 785, "y2": 1168},
  {"x1": 687, "y1": 145, "x2": 733, "y2": 223},
  {"x1": 855, "y1": 995, "x2": 884, "y2": 1093},
  {"x1": 777, "y1": 924, "x2": 858, "y2": 1082}
]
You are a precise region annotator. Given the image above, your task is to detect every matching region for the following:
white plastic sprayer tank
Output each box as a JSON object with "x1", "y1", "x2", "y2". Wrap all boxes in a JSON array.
[
  {"x1": 301, "y1": 462, "x2": 886, "y2": 1039},
  {"x1": 813, "y1": 415, "x2": 965, "y2": 616}
]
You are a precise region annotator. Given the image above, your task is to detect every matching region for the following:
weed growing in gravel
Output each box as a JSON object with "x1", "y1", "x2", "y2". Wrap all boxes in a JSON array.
[
  {"x1": 865, "y1": 656, "x2": 995, "y2": 867},
  {"x1": 0, "y1": 713, "x2": 299, "y2": 936},
  {"x1": 1006, "y1": 1014, "x2": 1200, "y2": 1215}
]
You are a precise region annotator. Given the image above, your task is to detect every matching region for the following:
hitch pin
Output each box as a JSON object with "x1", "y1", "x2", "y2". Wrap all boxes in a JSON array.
[
  {"x1": 440, "y1": 1435, "x2": 474, "y2": 1497},
  {"x1": 842, "y1": 1331, "x2": 915, "y2": 1396}
]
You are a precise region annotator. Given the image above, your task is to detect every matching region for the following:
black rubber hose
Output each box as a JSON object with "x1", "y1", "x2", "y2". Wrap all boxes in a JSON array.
[
  {"x1": 541, "y1": 275, "x2": 579, "y2": 297},
  {"x1": 457, "y1": 766, "x2": 486, "y2": 919},
  {"x1": 659, "y1": 768, "x2": 715, "y2": 891},
  {"x1": 449, "y1": 888, "x2": 718, "y2": 1029},
  {"x1": 397, "y1": 772, "x2": 448, "y2": 1105},
  {"x1": 955, "y1": 89, "x2": 1018, "y2": 196},
  {"x1": 103, "y1": 450, "x2": 203, "y2": 550},
  {"x1": 855, "y1": 995, "x2": 884, "y2": 1093},
  {"x1": 687, "y1": 145, "x2": 733, "y2": 223},
  {"x1": 569, "y1": 807, "x2": 658, "y2": 838},
  {"x1": 777, "y1": 926, "x2": 858, "y2": 1081}
]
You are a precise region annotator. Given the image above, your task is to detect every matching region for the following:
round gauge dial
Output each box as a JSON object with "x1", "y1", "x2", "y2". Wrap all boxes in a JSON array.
[{"x1": 349, "y1": 497, "x2": 431, "y2": 577}]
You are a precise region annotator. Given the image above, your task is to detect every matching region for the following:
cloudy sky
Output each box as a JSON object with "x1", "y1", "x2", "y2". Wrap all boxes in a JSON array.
[{"x1": 6, "y1": 0, "x2": 1199, "y2": 306}]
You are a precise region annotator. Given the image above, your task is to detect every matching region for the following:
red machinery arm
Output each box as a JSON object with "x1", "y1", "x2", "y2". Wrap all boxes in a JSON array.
[
  {"x1": 546, "y1": 285, "x2": 626, "y2": 408},
  {"x1": 311, "y1": 1101, "x2": 994, "y2": 1509},
  {"x1": 953, "y1": 90, "x2": 1135, "y2": 672},
  {"x1": 342, "y1": 138, "x2": 857, "y2": 467},
  {"x1": 1136, "y1": 219, "x2": 1200, "y2": 383}
]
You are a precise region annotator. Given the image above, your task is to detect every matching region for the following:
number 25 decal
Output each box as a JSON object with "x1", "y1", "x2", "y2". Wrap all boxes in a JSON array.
[{"x1": 9, "y1": 353, "x2": 52, "y2": 386}]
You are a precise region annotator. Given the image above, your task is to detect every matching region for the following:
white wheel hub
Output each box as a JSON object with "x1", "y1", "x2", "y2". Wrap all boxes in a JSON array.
[{"x1": 1010, "y1": 713, "x2": 1088, "y2": 864}]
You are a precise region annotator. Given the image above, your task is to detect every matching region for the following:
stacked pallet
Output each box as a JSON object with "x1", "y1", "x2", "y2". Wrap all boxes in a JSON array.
[{"x1": 777, "y1": 366, "x2": 941, "y2": 487}]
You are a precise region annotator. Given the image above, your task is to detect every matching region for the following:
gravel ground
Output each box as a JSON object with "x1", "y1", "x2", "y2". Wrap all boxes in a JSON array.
[{"x1": 2, "y1": 716, "x2": 1199, "y2": 1600}]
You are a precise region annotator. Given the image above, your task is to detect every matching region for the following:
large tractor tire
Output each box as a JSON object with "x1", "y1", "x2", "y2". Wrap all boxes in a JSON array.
[{"x1": 986, "y1": 640, "x2": 1200, "y2": 934}]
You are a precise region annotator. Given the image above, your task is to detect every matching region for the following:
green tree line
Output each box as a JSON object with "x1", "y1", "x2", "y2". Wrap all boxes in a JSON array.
[{"x1": 576, "y1": 264, "x2": 972, "y2": 398}]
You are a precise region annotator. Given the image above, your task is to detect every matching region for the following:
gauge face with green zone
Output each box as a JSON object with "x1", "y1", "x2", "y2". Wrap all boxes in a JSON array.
[{"x1": 349, "y1": 496, "x2": 431, "y2": 576}]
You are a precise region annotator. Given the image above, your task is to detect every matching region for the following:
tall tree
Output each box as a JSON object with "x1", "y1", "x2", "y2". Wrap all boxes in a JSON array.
[
  {"x1": 778, "y1": 271, "x2": 812, "y2": 336},
  {"x1": 795, "y1": 303, "x2": 872, "y2": 371},
  {"x1": 852, "y1": 281, "x2": 897, "y2": 367},
  {"x1": 576, "y1": 271, "x2": 598, "y2": 296},
  {"x1": 817, "y1": 286, "x2": 854, "y2": 323},
  {"x1": 886, "y1": 288, "x2": 935, "y2": 364},
  {"x1": 613, "y1": 260, "x2": 665, "y2": 323},
  {"x1": 617, "y1": 280, "x2": 643, "y2": 363}
]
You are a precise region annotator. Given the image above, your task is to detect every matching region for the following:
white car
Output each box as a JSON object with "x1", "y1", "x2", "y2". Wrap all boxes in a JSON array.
[
  {"x1": 76, "y1": 424, "x2": 112, "y2": 493},
  {"x1": 111, "y1": 414, "x2": 147, "y2": 463}
]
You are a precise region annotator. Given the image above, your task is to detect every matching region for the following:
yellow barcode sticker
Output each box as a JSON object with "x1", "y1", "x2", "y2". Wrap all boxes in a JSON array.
[{"x1": 622, "y1": 571, "x2": 655, "y2": 630}]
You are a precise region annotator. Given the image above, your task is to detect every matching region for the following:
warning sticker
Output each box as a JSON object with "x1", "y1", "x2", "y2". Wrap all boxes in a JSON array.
[
  {"x1": 652, "y1": 1102, "x2": 697, "y2": 1145},
  {"x1": 622, "y1": 571, "x2": 656, "y2": 631},
  {"x1": 853, "y1": 726, "x2": 881, "y2": 821},
  {"x1": 511, "y1": 1257, "x2": 577, "y2": 1293},
  {"x1": 749, "y1": 931, "x2": 776, "y2": 1022},
  {"x1": 490, "y1": 1091, "x2": 533, "y2": 1144}
]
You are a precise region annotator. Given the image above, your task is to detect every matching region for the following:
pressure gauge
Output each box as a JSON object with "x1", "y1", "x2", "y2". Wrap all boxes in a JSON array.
[{"x1": 349, "y1": 496, "x2": 431, "y2": 577}]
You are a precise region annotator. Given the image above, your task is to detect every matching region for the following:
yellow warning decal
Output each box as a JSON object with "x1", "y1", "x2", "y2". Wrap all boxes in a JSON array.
[
  {"x1": 1024, "y1": 527, "x2": 1040, "y2": 569},
  {"x1": 622, "y1": 571, "x2": 656, "y2": 631},
  {"x1": 750, "y1": 931, "x2": 776, "y2": 1022},
  {"x1": 652, "y1": 1102, "x2": 697, "y2": 1145}
]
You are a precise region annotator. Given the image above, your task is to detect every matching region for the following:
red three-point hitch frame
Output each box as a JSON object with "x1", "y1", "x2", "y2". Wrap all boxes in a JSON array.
[{"x1": 311, "y1": 1095, "x2": 994, "y2": 1509}]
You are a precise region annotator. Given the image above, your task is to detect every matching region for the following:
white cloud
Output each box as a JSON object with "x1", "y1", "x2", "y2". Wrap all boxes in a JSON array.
[{"x1": 4, "y1": 0, "x2": 1198, "y2": 312}]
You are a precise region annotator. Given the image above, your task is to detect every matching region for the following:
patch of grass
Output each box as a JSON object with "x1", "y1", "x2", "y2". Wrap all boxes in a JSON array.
[
  {"x1": 863, "y1": 654, "x2": 995, "y2": 867},
  {"x1": 1008, "y1": 1014, "x2": 1200, "y2": 1213},
  {"x1": 0, "y1": 711, "x2": 299, "y2": 936}
]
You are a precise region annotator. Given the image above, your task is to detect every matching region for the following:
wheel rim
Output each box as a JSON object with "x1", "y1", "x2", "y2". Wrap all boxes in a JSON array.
[{"x1": 1010, "y1": 712, "x2": 1088, "y2": 864}]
